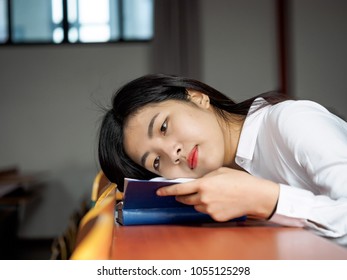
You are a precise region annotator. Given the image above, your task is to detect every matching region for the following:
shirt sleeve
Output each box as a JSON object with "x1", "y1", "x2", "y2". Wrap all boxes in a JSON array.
[
  {"x1": 268, "y1": 101, "x2": 347, "y2": 240},
  {"x1": 271, "y1": 184, "x2": 347, "y2": 238}
]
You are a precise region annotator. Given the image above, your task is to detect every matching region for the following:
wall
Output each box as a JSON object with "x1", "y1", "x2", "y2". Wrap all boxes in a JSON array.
[
  {"x1": 200, "y1": 0, "x2": 279, "y2": 101},
  {"x1": 290, "y1": 0, "x2": 347, "y2": 118},
  {"x1": 0, "y1": 44, "x2": 151, "y2": 237},
  {"x1": 201, "y1": 0, "x2": 347, "y2": 119}
]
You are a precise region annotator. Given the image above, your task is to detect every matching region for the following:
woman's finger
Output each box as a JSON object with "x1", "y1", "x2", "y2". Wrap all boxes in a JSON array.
[
  {"x1": 175, "y1": 193, "x2": 200, "y2": 205},
  {"x1": 156, "y1": 181, "x2": 199, "y2": 196},
  {"x1": 194, "y1": 204, "x2": 209, "y2": 214}
]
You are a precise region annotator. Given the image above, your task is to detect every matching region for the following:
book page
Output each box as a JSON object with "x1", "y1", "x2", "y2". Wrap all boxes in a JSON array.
[{"x1": 149, "y1": 177, "x2": 194, "y2": 183}]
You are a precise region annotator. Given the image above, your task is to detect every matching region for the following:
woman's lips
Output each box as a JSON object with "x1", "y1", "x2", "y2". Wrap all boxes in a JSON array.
[{"x1": 187, "y1": 145, "x2": 198, "y2": 169}]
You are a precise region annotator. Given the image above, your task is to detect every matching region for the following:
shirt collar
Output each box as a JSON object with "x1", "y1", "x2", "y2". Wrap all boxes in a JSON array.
[{"x1": 236, "y1": 98, "x2": 270, "y2": 161}]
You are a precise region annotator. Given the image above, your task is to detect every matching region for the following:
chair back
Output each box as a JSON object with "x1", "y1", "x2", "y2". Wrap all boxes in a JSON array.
[
  {"x1": 91, "y1": 171, "x2": 110, "y2": 207},
  {"x1": 50, "y1": 236, "x2": 68, "y2": 260},
  {"x1": 70, "y1": 212, "x2": 114, "y2": 260},
  {"x1": 72, "y1": 192, "x2": 117, "y2": 260},
  {"x1": 79, "y1": 192, "x2": 116, "y2": 230},
  {"x1": 70, "y1": 171, "x2": 124, "y2": 260}
]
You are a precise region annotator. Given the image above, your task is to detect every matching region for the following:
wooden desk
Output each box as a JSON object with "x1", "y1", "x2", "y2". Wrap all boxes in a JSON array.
[
  {"x1": 85, "y1": 193, "x2": 347, "y2": 260},
  {"x1": 110, "y1": 221, "x2": 347, "y2": 260},
  {"x1": 0, "y1": 208, "x2": 18, "y2": 259},
  {"x1": 0, "y1": 168, "x2": 45, "y2": 259}
]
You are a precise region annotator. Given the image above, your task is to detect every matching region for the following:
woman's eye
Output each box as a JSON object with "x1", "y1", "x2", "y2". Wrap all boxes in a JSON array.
[
  {"x1": 160, "y1": 119, "x2": 168, "y2": 134},
  {"x1": 153, "y1": 156, "x2": 160, "y2": 171}
]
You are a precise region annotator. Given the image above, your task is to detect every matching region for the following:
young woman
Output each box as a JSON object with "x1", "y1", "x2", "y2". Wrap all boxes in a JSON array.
[{"x1": 98, "y1": 74, "x2": 347, "y2": 245}]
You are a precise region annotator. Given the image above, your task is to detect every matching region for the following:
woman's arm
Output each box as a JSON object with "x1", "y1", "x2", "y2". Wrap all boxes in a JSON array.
[
  {"x1": 157, "y1": 166, "x2": 347, "y2": 243},
  {"x1": 269, "y1": 101, "x2": 347, "y2": 240},
  {"x1": 270, "y1": 184, "x2": 347, "y2": 239},
  {"x1": 157, "y1": 167, "x2": 279, "y2": 221}
]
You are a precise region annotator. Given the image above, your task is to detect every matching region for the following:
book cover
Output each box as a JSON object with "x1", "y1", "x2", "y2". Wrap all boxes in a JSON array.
[{"x1": 115, "y1": 177, "x2": 246, "y2": 226}]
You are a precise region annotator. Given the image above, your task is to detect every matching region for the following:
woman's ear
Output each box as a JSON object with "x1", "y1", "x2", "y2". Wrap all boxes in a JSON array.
[{"x1": 187, "y1": 89, "x2": 210, "y2": 109}]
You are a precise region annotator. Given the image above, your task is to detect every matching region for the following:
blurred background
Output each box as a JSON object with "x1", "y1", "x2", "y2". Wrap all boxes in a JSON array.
[{"x1": 0, "y1": 0, "x2": 346, "y2": 258}]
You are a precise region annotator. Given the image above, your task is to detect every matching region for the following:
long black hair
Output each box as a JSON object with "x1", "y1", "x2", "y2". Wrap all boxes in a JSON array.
[{"x1": 98, "y1": 73, "x2": 287, "y2": 191}]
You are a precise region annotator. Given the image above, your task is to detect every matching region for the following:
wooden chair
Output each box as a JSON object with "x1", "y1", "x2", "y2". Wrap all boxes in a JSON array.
[
  {"x1": 71, "y1": 193, "x2": 117, "y2": 260},
  {"x1": 69, "y1": 171, "x2": 123, "y2": 259},
  {"x1": 90, "y1": 171, "x2": 123, "y2": 207},
  {"x1": 90, "y1": 171, "x2": 111, "y2": 207},
  {"x1": 50, "y1": 235, "x2": 68, "y2": 260},
  {"x1": 64, "y1": 216, "x2": 78, "y2": 254},
  {"x1": 70, "y1": 212, "x2": 114, "y2": 260},
  {"x1": 50, "y1": 199, "x2": 90, "y2": 260},
  {"x1": 78, "y1": 192, "x2": 117, "y2": 231}
]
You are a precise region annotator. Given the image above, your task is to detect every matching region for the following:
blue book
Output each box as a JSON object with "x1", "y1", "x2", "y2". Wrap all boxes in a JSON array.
[{"x1": 115, "y1": 177, "x2": 247, "y2": 226}]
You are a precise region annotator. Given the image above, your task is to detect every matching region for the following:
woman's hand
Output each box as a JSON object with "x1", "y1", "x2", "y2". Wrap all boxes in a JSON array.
[{"x1": 157, "y1": 167, "x2": 279, "y2": 221}]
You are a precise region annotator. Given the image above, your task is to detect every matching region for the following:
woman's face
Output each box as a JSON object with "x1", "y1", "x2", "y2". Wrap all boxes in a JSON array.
[{"x1": 123, "y1": 91, "x2": 229, "y2": 179}]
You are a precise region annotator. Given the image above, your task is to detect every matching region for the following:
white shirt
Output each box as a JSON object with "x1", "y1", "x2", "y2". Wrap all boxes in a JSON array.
[{"x1": 235, "y1": 98, "x2": 347, "y2": 245}]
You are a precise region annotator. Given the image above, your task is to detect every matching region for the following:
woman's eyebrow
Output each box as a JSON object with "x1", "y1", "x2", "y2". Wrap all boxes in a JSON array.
[
  {"x1": 141, "y1": 112, "x2": 160, "y2": 167},
  {"x1": 148, "y1": 113, "x2": 159, "y2": 138},
  {"x1": 141, "y1": 151, "x2": 150, "y2": 167}
]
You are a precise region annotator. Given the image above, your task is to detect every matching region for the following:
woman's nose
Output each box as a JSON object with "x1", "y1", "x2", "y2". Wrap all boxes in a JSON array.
[
  {"x1": 173, "y1": 147, "x2": 182, "y2": 164},
  {"x1": 166, "y1": 143, "x2": 182, "y2": 164}
]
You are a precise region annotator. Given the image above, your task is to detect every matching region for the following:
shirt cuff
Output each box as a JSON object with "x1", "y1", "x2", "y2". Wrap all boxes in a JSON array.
[{"x1": 269, "y1": 184, "x2": 312, "y2": 228}]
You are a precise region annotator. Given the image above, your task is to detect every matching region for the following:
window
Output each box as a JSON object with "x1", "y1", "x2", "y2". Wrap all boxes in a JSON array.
[
  {"x1": 0, "y1": 0, "x2": 8, "y2": 43},
  {"x1": 0, "y1": 0, "x2": 154, "y2": 44}
]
